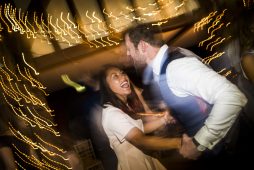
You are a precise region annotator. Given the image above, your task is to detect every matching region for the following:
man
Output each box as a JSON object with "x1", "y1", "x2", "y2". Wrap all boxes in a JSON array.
[{"x1": 123, "y1": 24, "x2": 247, "y2": 160}]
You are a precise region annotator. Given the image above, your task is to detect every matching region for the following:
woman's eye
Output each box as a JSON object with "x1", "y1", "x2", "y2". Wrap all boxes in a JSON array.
[
  {"x1": 112, "y1": 74, "x2": 118, "y2": 80},
  {"x1": 120, "y1": 71, "x2": 126, "y2": 75}
]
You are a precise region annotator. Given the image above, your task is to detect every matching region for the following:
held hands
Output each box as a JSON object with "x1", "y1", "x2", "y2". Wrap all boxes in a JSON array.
[
  {"x1": 161, "y1": 110, "x2": 176, "y2": 125},
  {"x1": 179, "y1": 134, "x2": 201, "y2": 160}
]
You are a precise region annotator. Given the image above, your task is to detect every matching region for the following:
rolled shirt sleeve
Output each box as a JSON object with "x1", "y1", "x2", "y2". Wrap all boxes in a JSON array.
[{"x1": 166, "y1": 49, "x2": 247, "y2": 149}]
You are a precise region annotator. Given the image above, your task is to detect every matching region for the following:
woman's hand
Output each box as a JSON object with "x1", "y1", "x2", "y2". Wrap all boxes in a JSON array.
[{"x1": 161, "y1": 110, "x2": 176, "y2": 125}]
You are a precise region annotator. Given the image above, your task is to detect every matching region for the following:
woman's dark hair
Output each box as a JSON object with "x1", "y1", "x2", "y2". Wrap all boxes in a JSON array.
[
  {"x1": 99, "y1": 64, "x2": 144, "y2": 119},
  {"x1": 124, "y1": 24, "x2": 164, "y2": 48},
  {"x1": 239, "y1": 8, "x2": 254, "y2": 53}
]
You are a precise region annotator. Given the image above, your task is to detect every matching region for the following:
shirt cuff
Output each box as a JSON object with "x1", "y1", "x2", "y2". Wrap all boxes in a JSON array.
[{"x1": 194, "y1": 126, "x2": 223, "y2": 150}]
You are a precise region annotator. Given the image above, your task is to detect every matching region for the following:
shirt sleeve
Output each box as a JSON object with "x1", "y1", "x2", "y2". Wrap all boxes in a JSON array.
[
  {"x1": 103, "y1": 106, "x2": 143, "y2": 143},
  {"x1": 167, "y1": 50, "x2": 247, "y2": 149}
]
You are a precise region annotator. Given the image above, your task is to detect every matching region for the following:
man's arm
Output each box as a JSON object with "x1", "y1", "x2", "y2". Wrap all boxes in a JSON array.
[{"x1": 167, "y1": 54, "x2": 247, "y2": 155}]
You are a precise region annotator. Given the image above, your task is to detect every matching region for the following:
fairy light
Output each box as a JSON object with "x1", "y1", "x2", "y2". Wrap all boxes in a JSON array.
[
  {"x1": 12, "y1": 144, "x2": 50, "y2": 169},
  {"x1": 40, "y1": 13, "x2": 50, "y2": 35},
  {"x1": 17, "y1": 64, "x2": 37, "y2": 87},
  {"x1": 194, "y1": 11, "x2": 217, "y2": 32},
  {"x1": 15, "y1": 160, "x2": 26, "y2": 170},
  {"x1": 89, "y1": 23, "x2": 101, "y2": 36},
  {"x1": 82, "y1": 25, "x2": 100, "y2": 48},
  {"x1": 15, "y1": 9, "x2": 26, "y2": 34},
  {"x1": 19, "y1": 12, "x2": 32, "y2": 39},
  {"x1": 198, "y1": 35, "x2": 215, "y2": 47},
  {"x1": 92, "y1": 11, "x2": 102, "y2": 23},
  {"x1": 125, "y1": 6, "x2": 134, "y2": 12},
  {"x1": 0, "y1": 5, "x2": 12, "y2": 32},
  {"x1": 210, "y1": 23, "x2": 224, "y2": 36},
  {"x1": 105, "y1": 11, "x2": 119, "y2": 20},
  {"x1": 18, "y1": 9, "x2": 26, "y2": 34},
  {"x1": 0, "y1": 76, "x2": 20, "y2": 101},
  {"x1": 41, "y1": 159, "x2": 60, "y2": 170},
  {"x1": 40, "y1": 14, "x2": 53, "y2": 44},
  {"x1": 152, "y1": 20, "x2": 168, "y2": 26},
  {"x1": 24, "y1": 68, "x2": 47, "y2": 90},
  {"x1": 203, "y1": 52, "x2": 225, "y2": 64},
  {"x1": 119, "y1": 11, "x2": 133, "y2": 22},
  {"x1": 223, "y1": 70, "x2": 232, "y2": 77},
  {"x1": 107, "y1": 36, "x2": 119, "y2": 45},
  {"x1": 41, "y1": 152, "x2": 72, "y2": 169},
  {"x1": 175, "y1": 1, "x2": 185, "y2": 11},
  {"x1": 108, "y1": 23, "x2": 121, "y2": 33},
  {"x1": 102, "y1": 9, "x2": 113, "y2": 19},
  {"x1": 97, "y1": 23, "x2": 107, "y2": 36},
  {"x1": 6, "y1": 101, "x2": 37, "y2": 127},
  {"x1": 9, "y1": 5, "x2": 18, "y2": 32},
  {"x1": 25, "y1": 12, "x2": 36, "y2": 38},
  {"x1": 14, "y1": 151, "x2": 45, "y2": 170},
  {"x1": 61, "y1": 12, "x2": 80, "y2": 43},
  {"x1": 0, "y1": 66, "x2": 13, "y2": 81},
  {"x1": 26, "y1": 107, "x2": 54, "y2": 128},
  {"x1": 68, "y1": 26, "x2": 82, "y2": 41},
  {"x1": 34, "y1": 133, "x2": 66, "y2": 153},
  {"x1": 56, "y1": 18, "x2": 72, "y2": 46},
  {"x1": 32, "y1": 107, "x2": 57, "y2": 126},
  {"x1": 48, "y1": 15, "x2": 60, "y2": 40},
  {"x1": 22, "y1": 53, "x2": 40, "y2": 75},
  {"x1": 205, "y1": 37, "x2": 221, "y2": 50},
  {"x1": 8, "y1": 105, "x2": 59, "y2": 136},
  {"x1": 85, "y1": 11, "x2": 95, "y2": 23},
  {"x1": 34, "y1": 15, "x2": 46, "y2": 38},
  {"x1": 136, "y1": 7, "x2": 146, "y2": 11},
  {"x1": 47, "y1": 16, "x2": 54, "y2": 39},
  {"x1": 100, "y1": 37, "x2": 112, "y2": 46},
  {"x1": 67, "y1": 12, "x2": 77, "y2": 28},
  {"x1": 210, "y1": 37, "x2": 226, "y2": 51},
  {"x1": 5, "y1": 4, "x2": 15, "y2": 31},
  {"x1": 14, "y1": 82, "x2": 33, "y2": 103},
  {"x1": 9, "y1": 8, "x2": 19, "y2": 32},
  {"x1": 23, "y1": 84, "x2": 55, "y2": 114},
  {"x1": 92, "y1": 33, "x2": 106, "y2": 47},
  {"x1": 6, "y1": 77, "x2": 23, "y2": 101},
  {"x1": 77, "y1": 24, "x2": 93, "y2": 47},
  {"x1": 217, "y1": 68, "x2": 226, "y2": 74},
  {"x1": 60, "y1": 12, "x2": 71, "y2": 31}
]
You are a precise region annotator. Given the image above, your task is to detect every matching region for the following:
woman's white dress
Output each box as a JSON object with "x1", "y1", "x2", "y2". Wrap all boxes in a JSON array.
[{"x1": 102, "y1": 105, "x2": 166, "y2": 170}]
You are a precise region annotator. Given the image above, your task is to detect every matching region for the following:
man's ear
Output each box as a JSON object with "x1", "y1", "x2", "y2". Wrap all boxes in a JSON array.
[{"x1": 138, "y1": 40, "x2": 147, "y2": 53}]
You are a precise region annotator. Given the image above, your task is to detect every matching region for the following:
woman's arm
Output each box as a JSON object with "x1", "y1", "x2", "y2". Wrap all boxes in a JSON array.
[
  {"x1": 141, "y1": 111, "x2": 175, "y2": 134},
  {"x1": 125, "y1": 127, "x2": 182, "y2": 150}
]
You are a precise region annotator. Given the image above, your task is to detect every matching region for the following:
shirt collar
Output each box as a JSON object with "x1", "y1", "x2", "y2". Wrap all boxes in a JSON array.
[{"x1": 151, "y1": 44, "x2": 169, "y2": 75}]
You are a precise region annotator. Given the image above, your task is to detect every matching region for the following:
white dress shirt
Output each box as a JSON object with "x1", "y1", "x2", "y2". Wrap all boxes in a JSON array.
[{"x1": 151, "y1": 45, "x2": 247, "y2": 149}]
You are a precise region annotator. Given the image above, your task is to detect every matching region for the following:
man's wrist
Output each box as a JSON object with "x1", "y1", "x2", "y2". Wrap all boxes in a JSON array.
[{"x1": 193, "y1": 138, "x2": 207, "y2": 152}]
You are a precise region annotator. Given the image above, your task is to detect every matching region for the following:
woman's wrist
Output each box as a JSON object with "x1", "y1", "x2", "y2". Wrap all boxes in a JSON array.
[{"x1": 160, "y1": 117, "x2": 167, "y2": 126}]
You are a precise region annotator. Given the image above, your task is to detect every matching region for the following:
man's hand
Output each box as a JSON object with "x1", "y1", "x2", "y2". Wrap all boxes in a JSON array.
[{"x1": 179, "y1": 134, "x2": 201, "y2": 160}]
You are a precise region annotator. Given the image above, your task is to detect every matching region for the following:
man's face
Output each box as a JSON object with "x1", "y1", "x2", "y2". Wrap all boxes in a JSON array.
[{"x1": 125, "y1": 34, "x2": 147, "y2": 68}]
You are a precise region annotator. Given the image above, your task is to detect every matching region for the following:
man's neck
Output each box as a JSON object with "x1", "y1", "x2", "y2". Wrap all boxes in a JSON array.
[{"x1": 147, "y1": 46, "x2": 161, "y2": 64}]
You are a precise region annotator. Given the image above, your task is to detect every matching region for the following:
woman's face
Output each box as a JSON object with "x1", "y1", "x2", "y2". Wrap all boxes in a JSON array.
[{"x1": 106, "y1": 67, "x2": 131, "y2": 102}]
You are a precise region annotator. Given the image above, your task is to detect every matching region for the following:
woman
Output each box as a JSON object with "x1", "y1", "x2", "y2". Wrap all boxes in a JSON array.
[
  {"x1": 239, "y1": 8, "x2": 254, "y2": 84},
  {"x1": 99, "y1": 65, "x2": 184, "y2": 170}
]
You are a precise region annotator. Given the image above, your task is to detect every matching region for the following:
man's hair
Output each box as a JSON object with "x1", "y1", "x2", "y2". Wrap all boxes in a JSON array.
[{"x1": 124, "y1": 24, "x2": 164, "y2": 48}]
